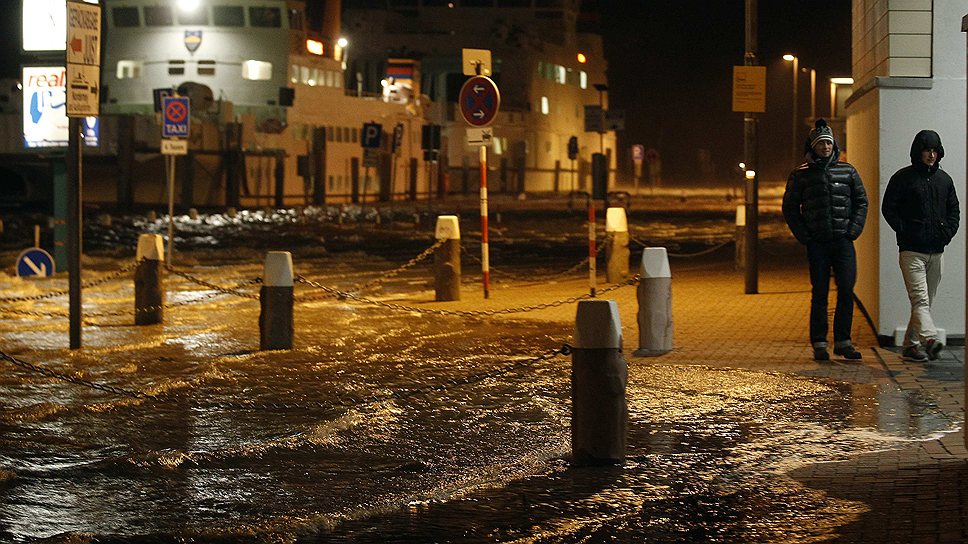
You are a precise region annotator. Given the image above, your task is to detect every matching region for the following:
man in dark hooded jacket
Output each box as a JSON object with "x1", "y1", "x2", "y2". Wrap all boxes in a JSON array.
[
  {"x1": 882, "y1": 130, "x2": 959, "y2": 362},
  {"x1": 783, "y1": 119, "x2": 868, "y2": 361}
]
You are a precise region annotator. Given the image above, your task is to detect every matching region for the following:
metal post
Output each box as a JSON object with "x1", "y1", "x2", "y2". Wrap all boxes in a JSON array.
[
  {"x1": 744, "y1": 0, "x2": 759, "y2": 294},
  {"x1": 791, "y1": 55, "x2": 799, "y2": 167},
  {"x1": 587, "y1": 197, "x2": 597, "y2": 297},
  {"x1": 67, "y1": 118, "x2": 82, "y2": 349},
  {"x1": 166, "y1": 154, "x2": 176, "y2": 265},
  {"x1": 480, "y1": 145, "x2": 490, "y2": 299}
]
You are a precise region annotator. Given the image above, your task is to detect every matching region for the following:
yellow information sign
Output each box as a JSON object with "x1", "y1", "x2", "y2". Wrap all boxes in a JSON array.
[{"x1": 732, "y1": 66, "x2": 766, "y2": 113}]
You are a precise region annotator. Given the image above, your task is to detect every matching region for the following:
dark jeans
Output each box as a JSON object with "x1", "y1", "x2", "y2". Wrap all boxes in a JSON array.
[{"x1": 806, "y1": 237, "x2": 857, "y2": 347}]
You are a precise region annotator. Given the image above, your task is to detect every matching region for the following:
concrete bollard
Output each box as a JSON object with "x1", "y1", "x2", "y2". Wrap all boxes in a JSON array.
[
  {"x1": 98, "y1": 213, "x2": 112, "y2": 227},
  {"x1": 189, "y1": 208, "x2": 199, "y2": 221},
  {"x1": 227, "y1": 207, "x2": 237, "y2": 219},
  {"x1": 634, "y1": 247, "x2": 673, "y2": 356},
  {"x1": 259, "y1": 251, "x2": 294, "y2": 350},
  {"x1": 605, "y1": 207, "x2": 630, "y2": 283},
  {"x1": 735, "y1": 204, "x2": 746, "y2": 270},
  {"x1": 146, "y1": 210, "x2": 158, "y2": 222},
  {"x1": 572, "y1": 299, "x2": 627, "y2": 466},
  {"x1": 134, "y1": 234, "x2": 165, "y2": 325},
  {"x1": 434, "y1": 215, "x2": 461, "y2": 302}
]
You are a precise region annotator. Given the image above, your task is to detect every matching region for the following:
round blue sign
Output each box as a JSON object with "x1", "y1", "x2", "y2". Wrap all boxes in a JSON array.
[{"x1": 16, "y1": 248, "x2": 55, "y2": 277}]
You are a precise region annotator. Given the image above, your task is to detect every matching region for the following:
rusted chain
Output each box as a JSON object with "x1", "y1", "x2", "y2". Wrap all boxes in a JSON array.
[
  {"x1": 295, "y1": 274, "x2": 639, "y2": 317},
  {"x1": 350, "y1": 237, "x2": 445, "y2": 293},
  {"x1": 460, "y1": 242, "x2": 604, "y2": 282},
  {"x1": 0, "y1": 349, "x2": 152, "y2": 399},
  {"x1": 629, "y1": 234, "x2": 732, "y2": 258},
  {"x1": 165, "y1": 266, "x2": 262, "y2": 299}
]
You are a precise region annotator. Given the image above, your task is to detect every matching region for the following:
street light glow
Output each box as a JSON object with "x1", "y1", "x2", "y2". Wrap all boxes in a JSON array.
[
  {"x1": 830, "y1": 77, "x2": 854, "y2": 85},
  {"x1": 337, "y1": 37, "x2": 348, "y2": 48},
  {"x1": 577, "y1": 53, "x2": 587, "y2": 64},
  {"x1": 783, "y1": 54, "x2": 795, "y2": 61}
]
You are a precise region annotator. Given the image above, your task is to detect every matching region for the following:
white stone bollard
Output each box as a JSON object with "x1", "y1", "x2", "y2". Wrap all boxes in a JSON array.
[
  {"x1": 634, "y1": 247, "x2": 673, "y2": 356},
  {"x1": 135, "y1": 234, "x2": 165, "y2": 325},
  {"x1": 735, "y1": 204, "x2": 746, "y2": 270},
  {"x1": 434, "y1": 215, "x2": 461, "y2": 301},
  {"x1": 571, "y1": 299, "x2": 628, "y2": 466},
  {"x1": 260, "y1": 251, "x2": 294, "y2": 350},
  {"x1": 227, "y1": 207, "x2": 237, "y2": 219},
  {"x1": 605, "y1": 207, "x2": 630, "y2": 283}
]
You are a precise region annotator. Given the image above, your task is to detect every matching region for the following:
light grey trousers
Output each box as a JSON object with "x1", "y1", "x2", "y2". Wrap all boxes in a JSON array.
[{"x1": 899, "y1": 250, "x2": 943, "y2": 348}]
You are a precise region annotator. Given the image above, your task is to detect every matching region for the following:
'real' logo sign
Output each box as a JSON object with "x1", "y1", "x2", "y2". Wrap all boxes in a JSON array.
[{"x1": 184, "y1": 31, "x2": 202, "y2": 53}]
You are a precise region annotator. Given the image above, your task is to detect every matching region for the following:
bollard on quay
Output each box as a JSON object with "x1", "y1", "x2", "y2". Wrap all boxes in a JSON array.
[
  {"x1": 572, "y1": 299, "x2": 628, "y2": 466},
  {"x1": 146, "y1": 210, "x2": 158, "y2": 222},
  {"x1": 188, "y1": 208, "x2": 199, "y2": 221},
  {"x1": 134, "y1": 234, "x2": 165, "y2": 325},
  {"x1": 605, "y1": 207, "x2": 630, "y2": 283},
  {"x1": 260, "y1": 251, "x2": 294, "y2": 350},
  {"x1": 434, "y1": 215, "x2": 461, "y2": 301},
  {"x1": 735, "y1": 204, "x2": 746, "y2": 270},
  {"x1": 633, "y1": 247, "x2": 673, "y2": 356},
  {"x1": 227, "y1": 207, "x2": 237, "y2": 219}
]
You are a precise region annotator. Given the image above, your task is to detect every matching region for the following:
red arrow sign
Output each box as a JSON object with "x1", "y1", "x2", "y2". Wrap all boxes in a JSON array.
[{"x1": 70, "y1": 37, "x2": 83, "y2": 54}]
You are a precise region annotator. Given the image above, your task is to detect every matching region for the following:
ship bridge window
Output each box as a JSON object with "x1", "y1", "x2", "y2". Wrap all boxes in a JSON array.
[
  {"x1": 554, "y1": 65, "x2": 566, "y2": 84},
  {"x1": 116, "y1": 60, "x2": 143, "y2": 79},
  {"x1": 144, "y1": 6, "x2": 174, "y2": 26},
  {"x1": 579, "y1": 70, "x2": 587, "y2": 89},
  {"x1": 198, "y1": 60, "x2": 216, "y2": 76},
  {"x1": 177, "y1": 8, "x2": 209, "y2": 25},
  {"x1": 242, "y1": 60, "x2": 273, "y2": 80},
  {"x1": 249, "y1": 7, "x2": 282, "y2": 28},
  {"x1": 111, "y1": 7, "x2": 139, "y2": 27},
  {"x1": 213, "y1": 6, "x2": 244, "y2": 26},
  {"x1": 168, "y1": 60, "x2": 186, "y2": 76}
]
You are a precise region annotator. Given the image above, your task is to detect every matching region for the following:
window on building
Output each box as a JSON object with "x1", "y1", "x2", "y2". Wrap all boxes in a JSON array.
[
  {"x1": 249, "y1": 7, "x2": 281, "y2": 27},
  {"x1": 242, "y1": 60, "x2": 272, "y2": 80},
  {"x1": 351, "y1": 127, "x2": 358, "y2": 143},
  {"x1": 579, "y1": 70, "x2": 587, "y2": 89},
  {"x1": 213, "y1": 6, "x2": 244, "y2": 26},
  {"x1": 111, "y1": 7, "x2": 139, "y2": 27},
  {"x1": 144, "y1": 6, "x2": 174, "y2": 26},
  {"x1": 116, "y1": 60, "x2": 143, "y2": 79},
  {"x1": 198, "y1": 60, "x2": 216, "y2": 76},
  {"x1": 168, "y1": 60, "x2": 185, "y2": 76},
  {"x1": 540, "y1": 96, "x2": 549, "y2": 114},
  {"x1": 177, "y1": 7, "x2": 209, "y2": 25},
  {"x1": 555, "y1": 65, "x2": 566, "y2": 84}
]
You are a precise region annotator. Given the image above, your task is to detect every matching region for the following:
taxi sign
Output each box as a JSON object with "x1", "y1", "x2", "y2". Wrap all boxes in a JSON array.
[
  {"x1": 162, "y1": 96, "x2": 190, "y2": 138},
  {"x1": 16, "y1": 248, "x2": 55, "y2": 277}
]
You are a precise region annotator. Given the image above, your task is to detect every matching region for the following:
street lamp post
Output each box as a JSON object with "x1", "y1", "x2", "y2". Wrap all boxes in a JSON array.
[{"x1": 783, "y1": 54, "x2": 799, "y2": 166}]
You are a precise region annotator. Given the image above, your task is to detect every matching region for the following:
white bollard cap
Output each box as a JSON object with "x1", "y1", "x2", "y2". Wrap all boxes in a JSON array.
[
  {"x1": 735, "y1": 205, "x2": 746, "y2": 227},
  {"x1": 264, "y1": 251, "x2": 294, "y2": 287},
  {"x1": 136, "y1": 234, "x2": 165, "y2": 261},
  {"x1": 574, "y1": 300, "x2": 623, "y2": 349},
  {"x1": 640, "y1": 247, "x2": 671, "y2": 278},
  {"x1": 605, "y1": 207, "x2": 628, "y2": 233},
  {"x1": 434, "y1": 215, "x2": 461, "y2": 240}
]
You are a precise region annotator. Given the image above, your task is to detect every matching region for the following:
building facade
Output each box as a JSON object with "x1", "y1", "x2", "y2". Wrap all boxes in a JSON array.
[{"x1": 848, "y1": 0, "x2": 967, "y2": 344}]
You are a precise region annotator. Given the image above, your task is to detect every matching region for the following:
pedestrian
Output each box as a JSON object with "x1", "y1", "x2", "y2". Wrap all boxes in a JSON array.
[
  {"x1": 783, "y1": 119, "x2": 869, "y2": 361},
  {"x1": 881, "y1": 130, "x2": 959, "y2": 362}
]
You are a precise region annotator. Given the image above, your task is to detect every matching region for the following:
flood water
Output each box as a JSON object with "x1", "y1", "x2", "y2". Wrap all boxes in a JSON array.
[{"x1": 0, "y1": 204, "x2": 956, "y2": 542}]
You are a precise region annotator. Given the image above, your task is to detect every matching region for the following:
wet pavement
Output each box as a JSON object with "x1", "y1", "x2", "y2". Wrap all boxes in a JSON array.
[{"x1": 0, "y1": 194, "x2": 965, "y2": 543}]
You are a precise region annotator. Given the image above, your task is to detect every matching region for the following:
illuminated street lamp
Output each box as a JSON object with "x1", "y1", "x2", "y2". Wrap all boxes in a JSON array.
[
  {"x1": 783, "y1": 54, "x2": 799, "y2": 165},
  {"x1": 177, "y1": 0, "x2": 200, "y2": 12}
]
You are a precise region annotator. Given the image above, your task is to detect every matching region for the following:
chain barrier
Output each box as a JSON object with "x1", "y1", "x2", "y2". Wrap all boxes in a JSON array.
[
  {"x1": 165, "y1": 266, "x2": 262, "y2": 300},
  {"x1": 349, "y1": 237, "x2": 445, "y2": 293},
  {"x1": 0, "y1": 260, "x2": 144, "y2": 303},
  {"x1": 629, "y1": 234, "x2": 733, "y2": 258},
  {"x1": 0, "y1": 344, "x2": 571, "y2": 414},
  {"x1": 295, "y1": 274, "x2": 639, "y2": 318},
  {"x1": 460, "y1": 241, "x2": 605, "y2": 282}
]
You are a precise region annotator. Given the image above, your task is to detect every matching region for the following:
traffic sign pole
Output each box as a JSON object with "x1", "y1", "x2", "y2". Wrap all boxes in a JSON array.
[
  {"x1": 68, "y1": 118, "x2": 82, "y2": 349},
  {"x1": 480, "y1": 145, "x2": 489, "y2": 299},
  {"x1": 588, "y1": 199, "x2": 597, "y2": 298},
  {"x1": 167, "y1": 155, "x2": 176, "y2": 264}
]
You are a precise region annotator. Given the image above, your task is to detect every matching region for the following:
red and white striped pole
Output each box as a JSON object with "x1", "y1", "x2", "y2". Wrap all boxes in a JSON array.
[
  {"x1": 588, "y1": 197, "x2": 596, "y2": 297},
  {"x1": 480, "y1": 144, "x2": 490, "y2": 299}
]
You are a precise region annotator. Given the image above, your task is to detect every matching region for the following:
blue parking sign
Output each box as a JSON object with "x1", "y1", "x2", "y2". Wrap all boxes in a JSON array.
[
  {"x1": 162, "y1": 96, "x2": 190, "y2": 138},
  {"x1": 361, "y1": 122, "x2": 382, "y2": 149}
]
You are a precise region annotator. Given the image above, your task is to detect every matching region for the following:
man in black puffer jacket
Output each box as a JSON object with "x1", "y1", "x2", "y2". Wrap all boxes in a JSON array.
[
  {"x1": 882, "y1": 130, "x2": 959, "y2": 363},
  {"x1": 783, "y1": 119, "x2": 869, "y2": 361}
]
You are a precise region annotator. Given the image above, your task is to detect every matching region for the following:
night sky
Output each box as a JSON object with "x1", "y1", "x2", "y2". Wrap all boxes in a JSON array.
[{"x1": 1, "y1": 0, "x2": 851, "y2": 182}]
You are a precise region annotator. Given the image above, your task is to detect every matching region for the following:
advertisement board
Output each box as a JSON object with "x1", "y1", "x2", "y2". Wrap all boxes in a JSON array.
[{"x1": 22, "y1": 66, "x2": 98, "y2": 148}]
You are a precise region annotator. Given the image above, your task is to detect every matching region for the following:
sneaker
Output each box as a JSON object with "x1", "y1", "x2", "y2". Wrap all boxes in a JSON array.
[
  {"x1": 925, "y1": 338, "x2": 944, "y2": 361},
  {"x1": 833, "y1": 345, "x2": 862, "y2": 360},
  {"x1": 902, "y1": 345, "x2": 928, "y2": 362},
  {"x1": 813, "y1": 347, "x2": 830, "y2": 361}
]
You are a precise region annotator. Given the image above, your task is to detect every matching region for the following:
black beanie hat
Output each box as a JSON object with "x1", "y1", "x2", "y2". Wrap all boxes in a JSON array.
[{"x1": 808, "y1": 119, "x2": 834, "y2": 148}]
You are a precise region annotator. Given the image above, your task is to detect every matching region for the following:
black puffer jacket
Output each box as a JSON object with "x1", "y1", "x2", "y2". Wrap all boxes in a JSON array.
[
  {"x1": 783, "y1": 146, "x2": 868, "y2": 244},
  {"x1": 882, "y1": 130, "x2": 960, "y2": 253}
]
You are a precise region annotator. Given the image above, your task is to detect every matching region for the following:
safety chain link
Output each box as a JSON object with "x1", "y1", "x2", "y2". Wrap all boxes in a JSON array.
[
  {"x1": 0, "y1": 344, "x2": 572, "y2": 413},
  {"x1": 0, "y1": 260, "x2": 144, "y2": 303},
  {"x1": 165, "y1": 266, "x2": 262, "y2": 300},
  {"x1": 295, "y1": 274, "x2": 639, "y2": 317},
  {"x1": 350, "y1": 237, "x2": 445, "y2": 293},
  {"x1": 629, "y1": 234, "x2": 733, "y2": 258},
  {"x1": 0, "y1": 349, "x2": 151, "y2": 399}
]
